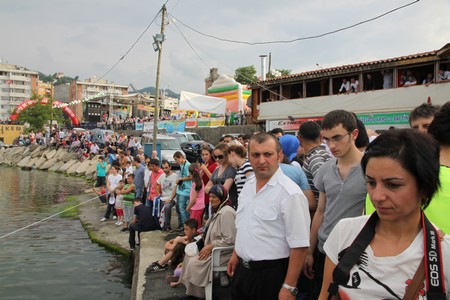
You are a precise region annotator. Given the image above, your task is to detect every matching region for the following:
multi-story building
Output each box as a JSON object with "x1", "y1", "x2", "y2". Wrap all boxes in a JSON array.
[
  {"x1": 251, "y1": 42, "x2": 450, "y2": 132},
  {"x1": 0, "y1": 63, "x2": 38, "y2": 120},
  {"x1": 68, "y1": 77, "x2": 128, "y2": 122}
]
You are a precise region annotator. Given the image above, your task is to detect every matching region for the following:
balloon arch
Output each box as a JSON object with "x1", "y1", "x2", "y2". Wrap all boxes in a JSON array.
[{"x1": 10, "y1": 98, "x2": 79, "y2": 126}]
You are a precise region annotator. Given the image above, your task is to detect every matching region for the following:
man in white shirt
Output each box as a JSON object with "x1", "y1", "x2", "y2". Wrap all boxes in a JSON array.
[
  {"x1": 227, "y1": 133, "x2": 310, "y2": 299},
  {"x1": 439, "y1": 69, "x2": 450, "y2": 81},
  {"x1": 338, "y1": 79, "x2": 350, "y2": 94},
  {"x1": 90, "y1": 142, "x2": 100, "y2": 157},
  {"x1": 156, "y1": 160, "x2": 178, "y2": 231},
  {"x1": 350, "y1": 77, "x2": 359, "y2": 93}
]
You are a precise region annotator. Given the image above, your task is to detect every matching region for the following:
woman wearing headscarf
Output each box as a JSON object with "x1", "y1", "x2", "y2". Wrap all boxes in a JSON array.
[{"x1": 181, "y1": 185, "x2": 236, "y2": 299}]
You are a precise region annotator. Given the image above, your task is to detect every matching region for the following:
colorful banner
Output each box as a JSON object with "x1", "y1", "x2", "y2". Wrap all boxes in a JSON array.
[
  {"x1": 137, "y1": 105, "x2": 154, "y2": 112},
  {"x1": 357, "y1": 112, "x2": 409, "y2": 125},
  {"x1": 135, "y1": 122, "x2": 144, "y2": 131},
  {"x1": 267, "y1": 117, "x2": 323, "y2": 132},
  {"x1": 142, "y1": 120, "x2": 186, "y2": 133},
  {"x1": 112, "y1": 106, "x2": 130, "y2": 119},
  {"x1": 0, "y1": 125, "x2": 24, "y2": 144},
  {"x1": 185, "y1": 119, "x2": 198, "y2": 128},
  {"x1": 10, "y1": 98, "x2": 79, "y2": 125},
  {"x1": 197, "y1": 118, "x2": 225, "y2": 128}
]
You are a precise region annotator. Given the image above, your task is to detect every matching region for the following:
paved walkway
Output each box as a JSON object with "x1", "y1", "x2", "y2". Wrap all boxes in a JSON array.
[{"x1": 78, "y1": 191, "x2": 231, "y2": 300}]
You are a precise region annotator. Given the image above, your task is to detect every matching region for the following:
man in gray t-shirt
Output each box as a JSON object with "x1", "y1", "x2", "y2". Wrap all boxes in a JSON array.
[{"x1": 303, "y1": 110, "x2": 367, "y2": 298}]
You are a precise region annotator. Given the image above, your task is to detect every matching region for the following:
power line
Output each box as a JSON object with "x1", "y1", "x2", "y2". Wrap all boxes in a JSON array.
[
  {"x1": 168, "y1": 21, "x2": 287, "y2": 101},
  {"x1": 171, "y1": 21, "x2": 211, "y2": 70},
  {"x1": 92, "y1": 7, "x2": 163, "y2": 85},
  {"x1": 170, "y1": 0, "x2": 419, "y2": 46}
]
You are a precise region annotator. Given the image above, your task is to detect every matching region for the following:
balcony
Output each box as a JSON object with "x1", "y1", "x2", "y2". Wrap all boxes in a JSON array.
[{"x1": 258, "y1": 82, "x2": 450, "y2": 121}]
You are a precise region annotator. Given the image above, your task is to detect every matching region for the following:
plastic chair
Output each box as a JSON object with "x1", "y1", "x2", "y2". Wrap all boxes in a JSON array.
[{"x1": 205, "y1": 246, "x2": 234, "y2": 300}]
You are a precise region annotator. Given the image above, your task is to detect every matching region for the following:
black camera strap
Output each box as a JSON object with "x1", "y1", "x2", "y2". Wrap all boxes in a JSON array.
[
  {"x1": 327, "y1": 212, "x2": 446, "y2": 300},
  {"x1": 422, "y1": 213, "x2": 446, "y2": 299}
]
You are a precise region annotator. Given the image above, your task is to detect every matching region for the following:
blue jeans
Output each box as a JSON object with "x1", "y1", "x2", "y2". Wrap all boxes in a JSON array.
[{"x1": 177, "y1": 194, "x2": 190, "y2": 225}]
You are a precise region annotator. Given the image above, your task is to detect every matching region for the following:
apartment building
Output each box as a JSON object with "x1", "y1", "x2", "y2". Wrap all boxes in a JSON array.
[
  {"x1": 0, "y1": 63, "x2": 38, "y2": 120},
  {"x1": 68, "y1": 77, "x2": 128, "y2": 122}
]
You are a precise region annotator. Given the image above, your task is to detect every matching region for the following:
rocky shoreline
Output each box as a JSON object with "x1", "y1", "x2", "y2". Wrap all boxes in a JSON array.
[{"x1": 0, "y1": 145, "x2": 99, "y2": 176}]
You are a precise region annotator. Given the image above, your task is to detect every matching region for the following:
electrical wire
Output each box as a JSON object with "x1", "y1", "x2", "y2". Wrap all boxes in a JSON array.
[
  {"x1": 171, "y1": 21, "x2": 211, "y2": 70},
  {"x1": 170, "y1": 0, "x2": 419, "y2": 46},
  {"x1": 168, "y1": 20, "x2": 287, "y2": 101},
  {"x1": 92, "y1": 7, "x2": 163, "y2": 85}
]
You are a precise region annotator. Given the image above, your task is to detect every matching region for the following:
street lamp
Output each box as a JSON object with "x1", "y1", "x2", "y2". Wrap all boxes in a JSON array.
[{"x1": 152, "y1": 34, "x2": 165, "y2": 52}]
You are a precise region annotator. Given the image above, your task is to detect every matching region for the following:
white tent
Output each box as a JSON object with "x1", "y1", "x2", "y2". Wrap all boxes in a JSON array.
[{"x1": 179, "y1": 91, "x2": 226, "y2": 114}]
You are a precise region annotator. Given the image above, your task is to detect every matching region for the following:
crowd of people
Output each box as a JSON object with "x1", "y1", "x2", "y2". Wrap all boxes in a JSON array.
[
  {"x1": 13, "y1": 126, "x2": 143, "y2": 162},
  {"x1": 89, "y1": 101, "x2": 450, "y2": 300}
]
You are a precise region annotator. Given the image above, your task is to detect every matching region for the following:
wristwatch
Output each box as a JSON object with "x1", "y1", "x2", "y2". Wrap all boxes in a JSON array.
[{"x1": 282, "y1": 283, "x2": 298, "y2": 296}]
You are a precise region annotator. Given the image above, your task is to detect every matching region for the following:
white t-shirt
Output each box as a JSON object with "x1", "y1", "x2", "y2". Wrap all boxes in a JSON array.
[
  {"x1": 324, "y1": 216, "x2": 450, "y2": 299},
  {"x1": 144, "y1": 168, "x2": 151, "y2": 188},
  {"x1": 157, "y1": 172, "x2": 178, "y2": 201},
  {"x1": 107, "y1": 174, "x2": 122, "y2": 192}
]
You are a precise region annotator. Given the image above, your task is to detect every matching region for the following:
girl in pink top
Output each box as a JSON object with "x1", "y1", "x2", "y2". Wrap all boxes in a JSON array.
[{"x1": 186, "y1": 163, "x2": 205, "y2": 227}]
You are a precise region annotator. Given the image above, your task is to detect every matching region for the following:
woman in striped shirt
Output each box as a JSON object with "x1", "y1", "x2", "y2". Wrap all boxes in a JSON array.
[{"x1": 227, "y1": 144, "x2": 254, "y2": 198}]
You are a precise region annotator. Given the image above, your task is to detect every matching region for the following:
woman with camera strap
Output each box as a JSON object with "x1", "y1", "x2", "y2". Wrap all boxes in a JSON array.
[{"x1": 319, "y1": 129, "x2": 449, "y2": 300}]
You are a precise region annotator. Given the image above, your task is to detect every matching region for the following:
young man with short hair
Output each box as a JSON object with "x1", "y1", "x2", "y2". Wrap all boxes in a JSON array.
[
  {"x1": 303, "y1": 110, "x2": 367, "y2": 298},
  {"x1": 174, "y1": 151, "x2": 192, "y2": 227},
  {"x1": 298, "y1": 121, "x2": 332, "y2": 212},
  {"x1": 409, "y1": 102, "x2": 440, "y2": 133},
  {"x1": 156, "y1": 160, "x2": 178, "y2": 231},
  {"x1": 129, "y1": 198, "x2": 158, "y2": 250},
  {"x1": 132, "y1": 156, "x2": 145, "y2": 199},
  {"x1": 146, "y1": 159, "x2": 163, "y2": 207}
]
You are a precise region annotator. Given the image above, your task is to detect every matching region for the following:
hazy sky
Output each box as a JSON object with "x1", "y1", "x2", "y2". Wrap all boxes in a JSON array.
[{"x1": 1, "y1": 0, "x2": 449, "y2": 95}]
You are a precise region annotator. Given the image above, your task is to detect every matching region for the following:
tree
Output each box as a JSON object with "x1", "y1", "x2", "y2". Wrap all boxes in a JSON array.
[
  {"x1": 234, "y1": 65, "x2": 257, "y2": 85},
  {"x1": 267, "y1": 68, "x2": 292, "y2": 78},
  {"x1": 277, "y1": 69, "x2": 291, "y2": 76},
  {"x1": 17, "y1": 94, "x2": 64, "y2": 132}
]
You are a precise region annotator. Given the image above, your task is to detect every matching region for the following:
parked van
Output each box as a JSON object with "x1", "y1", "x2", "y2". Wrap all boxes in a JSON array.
[{"x1": 141, "y1": 134, "x2": 186, "y2": 167}]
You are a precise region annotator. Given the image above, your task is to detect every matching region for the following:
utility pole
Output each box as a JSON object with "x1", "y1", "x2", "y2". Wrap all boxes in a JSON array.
[{"x1": 152, "y1": 5, "x2": 166, "y2": 153}]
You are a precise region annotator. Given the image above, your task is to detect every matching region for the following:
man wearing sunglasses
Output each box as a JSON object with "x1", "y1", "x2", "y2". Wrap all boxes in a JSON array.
[{"x1": 303, "y1": 110, "x2": 367, "y2": 298}]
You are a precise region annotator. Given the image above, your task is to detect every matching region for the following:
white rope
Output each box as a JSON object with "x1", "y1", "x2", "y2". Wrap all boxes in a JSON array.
[{"x1": 0, "y1": 194, "x2": 102, "y2": 240}]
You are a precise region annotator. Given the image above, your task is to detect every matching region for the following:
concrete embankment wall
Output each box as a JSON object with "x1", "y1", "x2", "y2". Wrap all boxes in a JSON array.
[
  {"x1": 0, "y1": 145, "x2": 166, "y2": 300},
  {"x1": 187, "y1": 124, "x2": 262, "y2": 144}
]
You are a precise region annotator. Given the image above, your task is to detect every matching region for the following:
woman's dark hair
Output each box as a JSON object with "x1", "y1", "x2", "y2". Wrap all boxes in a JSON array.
[
  {"x1": 112, "y1": 160, "x2": 120, "y2": 168},
  {"x1": 201, "y1": 144, "x2": 215, "y2": 162},
  {"x1": 428, "y1": 101, "x2": 450, "y2": 146},
  {"x1": 189, "y1": 163, "x2": 203, "y2": 192},
  {"x1": 361, "y1": 129, "x2": 440, "y2": 209}
]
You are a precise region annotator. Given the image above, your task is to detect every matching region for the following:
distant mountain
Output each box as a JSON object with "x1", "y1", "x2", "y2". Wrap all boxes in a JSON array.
[{"x1": 137, "y1": 86, "x2": 180, "y2": 99}]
